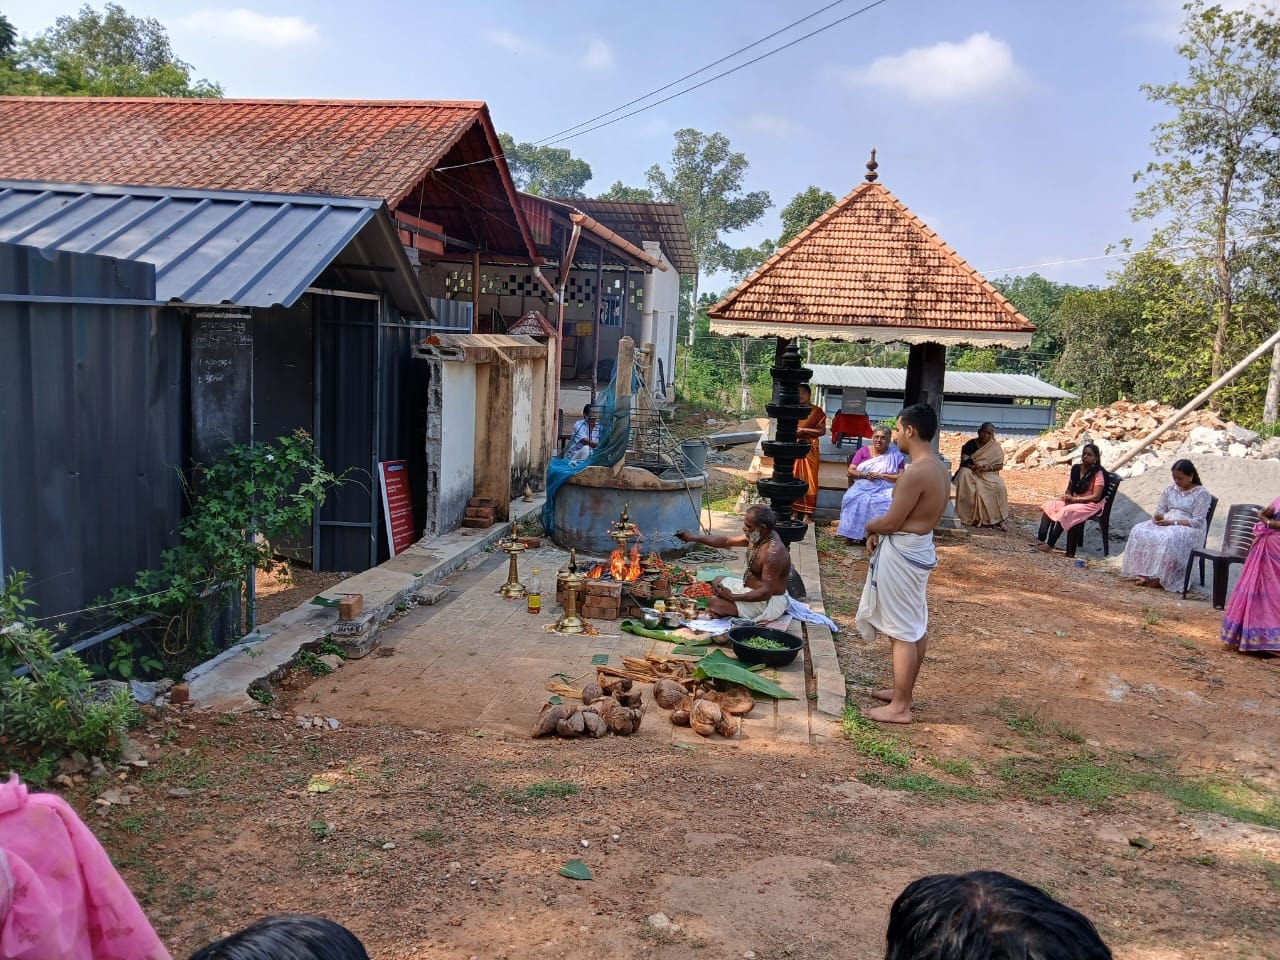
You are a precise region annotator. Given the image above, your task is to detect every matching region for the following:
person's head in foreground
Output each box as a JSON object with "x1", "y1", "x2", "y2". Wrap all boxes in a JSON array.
[
  {"x1": 886, "y1": 871, "x2": 1112, "y2": 960},
  {"x1": 871, "y1": 425, "x2": 893, "y2": 453},
  {"x1": 1170, "y1": 458, "x2": 1201, "y2": 489},
  {"x1": 1079, "y1": 443, "x2": 1102, "y2": 472},
  {"x1": 188, "y1": 914, "x2": 370, "y2": 960},
  {"x1": 582, "y1": 404, "x2": 595, "y2": 422},
  {"x1": 977, "y1": 421, "x2": 996, "y2": 445},
  {"x1": 743, "y1": 504, "x2": 777, "y2": 545},
  {"x1": 897, "y1": 404, "x2": 939, "y2": 446}
]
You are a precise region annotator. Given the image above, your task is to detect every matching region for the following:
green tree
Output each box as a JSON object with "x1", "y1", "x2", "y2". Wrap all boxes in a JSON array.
[
  {"x1": 498, "y1": 133, "x2": 592, "y2": 198},
  {"x1": 640, "y1": 129, "x2": 772, "y2": 346},
  {"x1": 2, "y1": 3, "x2": 221, "y2": 96},
  {"x1": 778, "y1": 186, "x2": 836, "y2": 245},
  {"x1": 990, "y1": 273, "x2": 1077, "y2": 374},
  {"x1": 596, "y1": 180, "x2": 654, "y2": 202},
  {"x1": 0, "y1": 13, "x2": 16, "y2": 58},
  {"x1": 1133, "y1": 0, "x2": 1280, "y2": 420}
]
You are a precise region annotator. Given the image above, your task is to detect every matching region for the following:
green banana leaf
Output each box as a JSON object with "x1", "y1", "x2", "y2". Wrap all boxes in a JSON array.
[
  {"x1": 694, "y1": 648, "x2": 796, "y2": 700},
  {"x1": 619, "y1": 619, "x2": 685, "y2": 643}
]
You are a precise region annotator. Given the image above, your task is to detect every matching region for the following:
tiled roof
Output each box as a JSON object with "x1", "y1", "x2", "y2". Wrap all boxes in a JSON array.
[
  {"x1": 0, "y1": 97, "x2": 475, "y2": 202},
  {"x1": 708, "y1": 182, "x2": 1035, "y2": 347},
  {"x1": 0, "y1": 97, "x2": 538, "y2": 260}
]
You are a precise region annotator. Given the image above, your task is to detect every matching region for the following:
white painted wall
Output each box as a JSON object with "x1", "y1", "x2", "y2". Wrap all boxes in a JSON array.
[
  {"x1": 643, "y1": 241, "x2": 681, "y2": 399},
  {"x1": 511, "y1": 360, "x2": 534, "y2": 469},
  {"x1": 438, "y1": 362, "x2": 477, "y2": 532}
]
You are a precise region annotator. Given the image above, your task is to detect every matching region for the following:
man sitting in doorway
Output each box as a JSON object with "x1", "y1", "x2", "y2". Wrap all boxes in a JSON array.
[
  {"x1": 676, "y1": 505, "x2": 790, "y2": 623},
  {"x1": 565, "y1": 405, "x2": 600, "y2": 463}
]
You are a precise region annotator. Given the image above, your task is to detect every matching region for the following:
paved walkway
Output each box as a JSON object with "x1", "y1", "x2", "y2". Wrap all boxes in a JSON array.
[{"x1": 296, "y1": 511, "x2": 846, "y2": 747}]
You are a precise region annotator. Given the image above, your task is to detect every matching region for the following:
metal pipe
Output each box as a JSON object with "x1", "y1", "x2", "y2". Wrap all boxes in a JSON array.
[
  {"x1": 1110, "y1": 325, "x2": 1280, "y2": 471},
  {"x1": 550, "y1": 224, "x2": 582, "y2": 461},
  {"x1": 592, "y1": 240, "x2": 604, "y2": 401}
]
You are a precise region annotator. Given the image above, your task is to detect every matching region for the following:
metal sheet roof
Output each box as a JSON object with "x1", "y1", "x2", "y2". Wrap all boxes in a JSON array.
[
  {"x1": 560, "y1": 198, "x2": 696, "y2": 275},
  {"x1": 808, "y1": 364, "x2": 1075, "y2": 400},
  {"x1": 0, "y1": 179, "x2": 431, "y2": 315}
]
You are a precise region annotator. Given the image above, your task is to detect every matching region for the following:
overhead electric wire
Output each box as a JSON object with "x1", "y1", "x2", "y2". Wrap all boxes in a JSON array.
[
  {"x1": 543, "y1": 0, "x2": 895, "y2": 147},
  {"x1": 532, "y1": 0, "x2": 858, "y2": 146}
]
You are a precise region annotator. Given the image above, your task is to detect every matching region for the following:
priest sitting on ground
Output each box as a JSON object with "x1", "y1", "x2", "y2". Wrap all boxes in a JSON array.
[
  {"x1": 953, "y1": 421, "x2": 1010, "y2": 528},
  {"x1": 677, "y1": 505, "x2": 790, "y2": 623}
]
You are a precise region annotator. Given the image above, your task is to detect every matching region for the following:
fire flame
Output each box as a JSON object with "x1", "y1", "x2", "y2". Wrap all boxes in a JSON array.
[{"x1": 587, "y1": 542, "x2": 644, "y2": 581}]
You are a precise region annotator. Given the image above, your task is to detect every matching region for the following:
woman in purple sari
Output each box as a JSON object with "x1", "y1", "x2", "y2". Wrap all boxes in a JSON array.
[
  {"x1": 837, "y1": 426, "x2": 906, "y2": 542},
  {"x1": 1221, "y1": 496, "x2": 1280, "y2": 654}
]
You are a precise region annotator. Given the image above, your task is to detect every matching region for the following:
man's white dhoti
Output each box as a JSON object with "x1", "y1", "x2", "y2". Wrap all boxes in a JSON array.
[
  {"x1": 856, "y1": 531, "x2": 937, "y2": 644},
  {"x1": 719, "y1": 576, "x2": 790, "y2": 623}
]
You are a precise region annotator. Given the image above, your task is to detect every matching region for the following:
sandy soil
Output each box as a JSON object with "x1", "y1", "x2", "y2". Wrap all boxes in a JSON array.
[
  {"x1": 253, "y1": 564, "x2": 347, "y2": 625},
  {"x1": 63, "y1": 456, "x2": 1280, "y2": 960}
]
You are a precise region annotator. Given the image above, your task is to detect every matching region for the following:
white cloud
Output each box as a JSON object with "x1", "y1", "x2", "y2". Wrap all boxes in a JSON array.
[
  {"x1": 1132, "y1": 0, "x2": 1278, "y2": 42},
  {"x1": 845, "y1": 32, "x2": 1026, "y2": 103},
  {"x1": 486, "y1": 29, "x2": 545, "y2": 57},
  {"x1": 175, "y1": 8, "x2": 320, "y2": 47},
  {"x1": 741, "y1": 113, "x2": 799, "y2": 137},
  {"x1": 582, "y1": 36, "x2": 614, "y2": 71}
]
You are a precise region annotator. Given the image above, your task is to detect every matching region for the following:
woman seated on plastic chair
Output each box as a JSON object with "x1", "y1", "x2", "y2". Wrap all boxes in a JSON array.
[
  {"x1": 1036, "y1": 443, "x2": 1107, "y2": 554},
  {"x1": 1121, "y1": 459, "x2": 1213, "y2": 591}
]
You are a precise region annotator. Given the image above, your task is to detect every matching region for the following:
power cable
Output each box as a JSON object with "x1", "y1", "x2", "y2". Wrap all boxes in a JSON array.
[
  {"x1": 532, "y1": 0, "x2": 857, "y2": 146},
  {"x1": 544, "y1": 0, "x2": 895, "y2": 147}
]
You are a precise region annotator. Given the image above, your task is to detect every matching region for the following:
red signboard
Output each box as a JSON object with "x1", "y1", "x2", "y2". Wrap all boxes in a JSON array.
[{"x1": 379, "y1": 460, "x2": 416, "y2": 556}]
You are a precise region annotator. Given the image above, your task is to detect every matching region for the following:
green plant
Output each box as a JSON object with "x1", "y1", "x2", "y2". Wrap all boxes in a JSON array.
[
  {"x1": 1142, "y1": 607, "x2": 1162, "y2": 626},
  {"x1": 520, "y1": 780, "x2": 579, "y2": 800},
  {"x1": 101, "y1": 635, "x2": 164, "y2": 681},
  {"x1": 927, "y1": 757, "x2": 975, "y2": 779},
  {"x1": 841, "y1": 705, "x2": 911, "y2": 768},
  {"x1": 413, "y1": 828, "x2": 447, "y2": 843},
  {"x1": 0, "y1": 572, "x2": 140, "y2": 785},
  {"x1": 112, "y1": 431, "x2": 341, "y2": 676},
  {"x1": 295, "y1": 650, "x2": 333, "y2": 677},
  {"x1": 859, "y1": 772, "x2": 985, "y2": 802},
  {"x1": 248, "y1": 686, "x2": 274, "y2": 705}
]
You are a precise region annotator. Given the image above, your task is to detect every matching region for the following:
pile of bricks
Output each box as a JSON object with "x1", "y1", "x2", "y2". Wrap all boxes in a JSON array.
[
  {"x1": 555, "y1": 575, "x2": 675, "y2": 620},
  {"x1": 462, "y1": 496, "x2": 496, "y2": 529}
]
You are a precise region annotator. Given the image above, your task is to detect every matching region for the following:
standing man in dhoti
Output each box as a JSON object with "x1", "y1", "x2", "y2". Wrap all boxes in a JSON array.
[{"x1": 857, "y1": 404, "x2": 950, "y2": 724}]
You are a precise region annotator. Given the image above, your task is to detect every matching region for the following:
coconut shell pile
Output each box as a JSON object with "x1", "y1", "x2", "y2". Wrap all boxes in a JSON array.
[
  {"x1": 652, "y1": 676, "x2": 752, "y2": 739},
  {"x1": 531, "y1": 676, "x2": 644, "y2": 739}
]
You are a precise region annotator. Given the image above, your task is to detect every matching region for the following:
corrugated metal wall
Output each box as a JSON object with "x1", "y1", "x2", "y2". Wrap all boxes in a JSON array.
[{"x1": 0, "y1": 243, "x2": 186, "y2": 642}]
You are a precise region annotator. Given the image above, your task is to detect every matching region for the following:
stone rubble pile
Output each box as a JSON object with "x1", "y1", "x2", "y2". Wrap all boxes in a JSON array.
[{"x1": 1002, "y1": 399, "x2": 1280, "y2": 477}]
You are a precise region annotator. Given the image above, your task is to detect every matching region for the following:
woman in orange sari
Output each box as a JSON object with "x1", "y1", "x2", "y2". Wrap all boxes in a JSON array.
[{"x1": 792, "y1": 384, "x2": 827, "y2": 521}]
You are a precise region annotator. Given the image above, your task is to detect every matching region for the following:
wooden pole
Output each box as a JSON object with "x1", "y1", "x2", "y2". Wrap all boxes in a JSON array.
[
  {"x1": 592, "y1": 241, "x2": 605, "y2": 401},
  {"x1": 611, "y1": 336, "x2": 635, "y2": 477},
  {"x1": 1110, "y1": 325, "x2": 1280, "y2": 471},
  {"x1": 471, "y1": 249, "x2": 481, "y2": 332}
]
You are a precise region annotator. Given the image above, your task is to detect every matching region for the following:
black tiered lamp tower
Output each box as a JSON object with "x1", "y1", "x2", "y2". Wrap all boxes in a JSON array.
[{"x1": 757, "y1": 339, "x2": 813, "y2": 598}]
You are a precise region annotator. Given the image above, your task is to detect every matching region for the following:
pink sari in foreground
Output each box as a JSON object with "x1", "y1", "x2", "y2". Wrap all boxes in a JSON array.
[
  {"x1": 1221, "y1": 496, "x2": 1280, "y2": 652},
  {"x1": 0, "y1": 775, "x2": 171, "y2": 960}
]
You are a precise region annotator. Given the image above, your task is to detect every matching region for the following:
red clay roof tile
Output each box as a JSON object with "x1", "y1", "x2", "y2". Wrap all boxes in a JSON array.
[{"x1": 708, "y1": 182, "x2": 1035, "y2": 347}]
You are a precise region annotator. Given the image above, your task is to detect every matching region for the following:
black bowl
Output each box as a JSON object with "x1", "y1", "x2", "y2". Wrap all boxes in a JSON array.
[{"x1": 728, "y1": 626, "x2": 802, "y2": 667}]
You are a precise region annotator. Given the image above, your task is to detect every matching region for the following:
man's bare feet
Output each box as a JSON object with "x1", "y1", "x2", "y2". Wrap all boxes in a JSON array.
[
  {"x1": 870, "y1": 689, "x2": 894, "y2": 702},
  {"x1": 1034, "y1": 542, "x2": 1053, "y2": 553},
  {"x1": 864, "y1": 703, "x2": 913, "y2": 724}
]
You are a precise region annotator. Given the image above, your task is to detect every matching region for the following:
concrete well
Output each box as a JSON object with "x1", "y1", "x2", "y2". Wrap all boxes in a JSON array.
[{"x1": 552, "y1": 465, "x2": 704, "y2": 554}]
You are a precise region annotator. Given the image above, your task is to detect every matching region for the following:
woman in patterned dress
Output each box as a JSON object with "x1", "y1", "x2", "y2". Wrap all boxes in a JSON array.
[{"x1": 1120, "y1": 459, "x2": 1213, "y2": 591}]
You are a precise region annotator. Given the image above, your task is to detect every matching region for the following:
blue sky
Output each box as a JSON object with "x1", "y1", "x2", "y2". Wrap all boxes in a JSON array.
[{"x1": 3, "y1": 0, "x2": 1264, "y2": 291}]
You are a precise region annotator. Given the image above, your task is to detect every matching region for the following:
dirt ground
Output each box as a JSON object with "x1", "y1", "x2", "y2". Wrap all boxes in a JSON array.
[
  {"x1": 72, "y1": 450, "x2": 1279, "y2": 959},
  {"x1": 253, "y1": 563, "x2": 347, "y2": 625}
]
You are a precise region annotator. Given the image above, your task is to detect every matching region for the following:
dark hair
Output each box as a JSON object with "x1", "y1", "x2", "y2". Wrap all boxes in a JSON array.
[
  {"x1": 188, "y1": 915, "x2": 369, "y2": 960},
  {"x1": 745, "y1": 504, "x2": 777, "y2": 532},
  {"x1": 1069, "y1": 443, "x2": 1106, "y2": 496},
  {"x1": 582, "y1": 404, "x2": 594, "y2": 419},
  {"x1": 898, "y1": 404, "x2": 938, "y2": 442},
  {"x1": 1080, "y1": 443, "x2": 1103, "y2": 467},
  {"x1": 886, "y1": 872, "x2": 1112, "y2": 960},
  {"x1": 1170, "y1": 458, "x2": 1202, "y2": 486},
  {"x1": 979, "y1": 422, "x2": 996, "y2": 433}
]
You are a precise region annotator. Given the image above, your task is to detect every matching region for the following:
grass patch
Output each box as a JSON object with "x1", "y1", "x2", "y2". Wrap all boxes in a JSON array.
[
  {"x1": 992, "y1": 698, "x2": 1045, "y2": 736},
  {"x1": 841, "y1": 705, "x2": 911, "y2": 768},
  {"x1": 520, "y1": 780, "x2": 580, "y2": 800},
  {"x1": 1142, "y1": 607, "x2": 1162, "y2": 626},
  {"x1": 860, "y1": 772, "x2": 985, "y2": 802},
  {"x1": 1155, "y1": 777, "x2": 1280, "y2": 830},
  {"x1": 926, "y1": 757, "x2": 975, "y2": 779},
  {"x1": 412, "y1": 828, "x2": 447, "y2": 843}
]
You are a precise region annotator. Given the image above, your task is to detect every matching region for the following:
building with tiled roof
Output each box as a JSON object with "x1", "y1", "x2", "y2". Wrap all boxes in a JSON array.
[
  {"x1": 0, "y1": 96, "x2": 538, "y2": 262},
  {"x1": 707, "y1": 156, "x2": 1035, "y2": 349}
]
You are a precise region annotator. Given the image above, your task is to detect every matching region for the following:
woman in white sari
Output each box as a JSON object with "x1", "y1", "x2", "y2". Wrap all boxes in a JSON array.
[
  {"x1": 1121, "y1": 459, "x2": 1213, "y2": 591},
  {"x1": 838, "y1": 426, "x2": 906, "y2": 542},
  {"x1": 953, "y1": 422, "x2": 1009, "y2": 527}
]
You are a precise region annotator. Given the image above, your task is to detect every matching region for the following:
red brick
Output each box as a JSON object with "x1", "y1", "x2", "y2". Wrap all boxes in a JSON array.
[
  {"x1": 460, "y1": 517, "x2": 493, "y2": 529},
  {"x1": 338, "y1": 594, "x2": 363, "y2": 621}
]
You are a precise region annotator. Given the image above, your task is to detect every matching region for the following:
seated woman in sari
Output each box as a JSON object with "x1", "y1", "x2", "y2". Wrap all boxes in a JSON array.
[
  {"x1": 838, "y1": 426, "x2": 905, "y2": 542},
  {"x1": 954, "y1": 422, "x2": 1009, "y2": 527},
  {"x1": 791, "y1": 384, "x2": 827, "y2": 522},
  {"x1": 1120, "y1": 459, "x2": 1213, "y2": 590},
  {"x1": 1221, "y1": 495, "x2": 1280, "y2": 654},
  {"x1": 1035, "y1": 443, "x2": 1106, "y2": 553}
]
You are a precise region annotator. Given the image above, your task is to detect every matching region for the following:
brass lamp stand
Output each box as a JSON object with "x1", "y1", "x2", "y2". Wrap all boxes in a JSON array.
[
  {"x1": 554, "y1": 569, "x2": 587, "y2": 634},
  {"x1": 497, "y1": 538, "x2": 527, "y2": 599}
]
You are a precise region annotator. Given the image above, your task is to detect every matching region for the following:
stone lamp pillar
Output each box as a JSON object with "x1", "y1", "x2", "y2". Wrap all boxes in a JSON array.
[{"x1": 756, "y1": 338, "x2": 813, "y2": 597}]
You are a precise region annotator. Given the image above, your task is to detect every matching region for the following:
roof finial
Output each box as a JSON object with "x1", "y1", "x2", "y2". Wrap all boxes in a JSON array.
[{"x1": 865, "y1": 148, "x2": 879, "y2": 183}]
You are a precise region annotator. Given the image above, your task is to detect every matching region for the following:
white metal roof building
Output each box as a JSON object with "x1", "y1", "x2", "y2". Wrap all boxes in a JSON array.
[{"x1": 807, "y1": 365, "x2": 1075, "y2": 435}]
